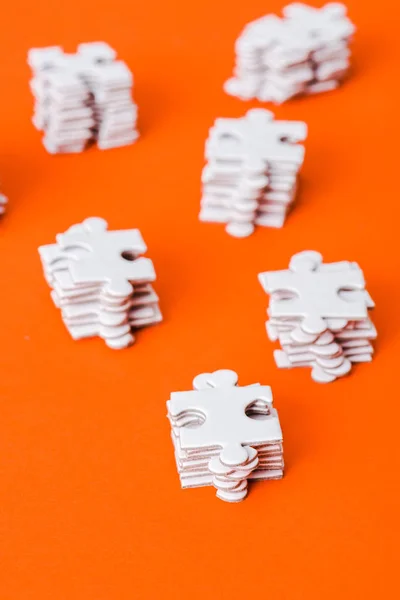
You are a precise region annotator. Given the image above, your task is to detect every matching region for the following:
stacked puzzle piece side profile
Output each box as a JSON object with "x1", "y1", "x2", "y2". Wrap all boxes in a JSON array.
[
  {"x1": 199, "y1": 109, "x2": 307, "y2": 238},
  {"x1": 259, "y1": 250, "x2": 377, "y2": 383},
  {"x1": 28, "y1": 42, "x2": 138, "y2": 153},
  {"x1": 224, "y1": 2, "x2": 355, "y2": 104},
  {"x1": 0, "y1": 192, "x2": 7, "y2": 216},
  {"x1": 167, "y1": 369, "x2": 283, "y2": 502},
  {"x1": 38, "y1": 217, "x2": 162, "y2": 349}
]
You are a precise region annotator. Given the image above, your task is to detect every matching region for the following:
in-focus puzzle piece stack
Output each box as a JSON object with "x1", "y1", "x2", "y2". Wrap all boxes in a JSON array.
[
  {"x1": 259, "y1": 251, "x2": 377, "y2": 383},
  {"x1": 224, "y1": 3, "x2": 355, "y2": 104},
  {"x1": 38, "y1": 217, "x2": 162, "y2": 349},
  {"x1": 199, "y1": 109, "x2": 307, "y2": 238},
  {"x1": 167, "y1": 369, "x2": 283, "y2": 502},
  {"x1": 28, "y1": 42, "x2": 138, "y2": 153}
]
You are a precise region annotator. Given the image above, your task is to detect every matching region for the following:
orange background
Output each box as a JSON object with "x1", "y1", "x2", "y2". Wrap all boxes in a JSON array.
[{"x1": 0, "y1": 0, "x2": 399, "y2": 598}]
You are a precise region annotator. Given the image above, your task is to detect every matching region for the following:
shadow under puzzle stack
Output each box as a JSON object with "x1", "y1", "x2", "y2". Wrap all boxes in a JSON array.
[
  {"x1": 38, "y1": 217, "x2": 162, "y2": 349},
  {"x1": 28, "y1": 42, "x2": 138, "y2": 153}
]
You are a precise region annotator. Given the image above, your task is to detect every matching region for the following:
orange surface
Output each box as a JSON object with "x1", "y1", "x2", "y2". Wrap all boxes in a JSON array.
[{"x1": 0, "y1": 0, "x2": 399, "y2": 598}]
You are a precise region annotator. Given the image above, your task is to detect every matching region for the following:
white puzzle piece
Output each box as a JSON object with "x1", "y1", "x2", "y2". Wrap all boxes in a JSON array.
[
  {"x1": 259, "y1": 250, "x2": 367, "y2": 333},
  {"x1": 57, "y1": 217, "x2": 155, "y2": 295},
  {"x1": 206, "y1": 109, "x2": 307, "y2": 167},
  {"x1": 282, "y1": 3, "x2": 355, "y2": 44}
]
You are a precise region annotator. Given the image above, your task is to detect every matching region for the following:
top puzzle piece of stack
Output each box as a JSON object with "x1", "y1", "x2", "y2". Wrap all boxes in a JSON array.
[
  {"x1": 167, "y1": 369, "x2": 283, "y2": 502},
  {"x1": 259, "y1": 251, "x2": 377, "y2": 383},
  {"x1": 38, "y1": 217, "x2": 162, "y2": 349},
  {"x1": 28, "y1": 42, "x2": 138, "y2": 153},
  {"x1": 224, "y1": 2, "x2": 355, "y2": 104}
]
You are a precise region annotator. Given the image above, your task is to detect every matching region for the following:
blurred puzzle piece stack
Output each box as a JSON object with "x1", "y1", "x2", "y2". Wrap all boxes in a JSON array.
[
  {"x1": 28, "y1": 42, "x2": 138, "y2": 153},
  {"x1": 199, "y1": 109, "x2": 307, "y2": 237},
  {"x1": 224, "y1": 2, "x2": 355, "y2": 104},
  {"x1": 0, "y1": 192, "x2": 7, "y2": 217}
]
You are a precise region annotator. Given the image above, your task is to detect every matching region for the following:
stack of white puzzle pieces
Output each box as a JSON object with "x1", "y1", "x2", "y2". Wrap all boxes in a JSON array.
[
  {"x1": 0, "y1": 192, "x2": 7, "y2": 216},
  {"x1": 167, "y1": 369, "x2": 283, "y2": 502},
  {"x1": 199, "y1": 109, "x2": 307, "y2": 238},
  {"x1": 224, "y1": 3, "x2": 355, "y2": 104},
  {"x1": 28, "y1": 42, "x2": 138, "y2": 153},
  {"x1": 259, "y1": 251, "x2": 377, "y2": 383},
  {"x1": 38, "y1": 217, "x2": 162, "y2": 349}
]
